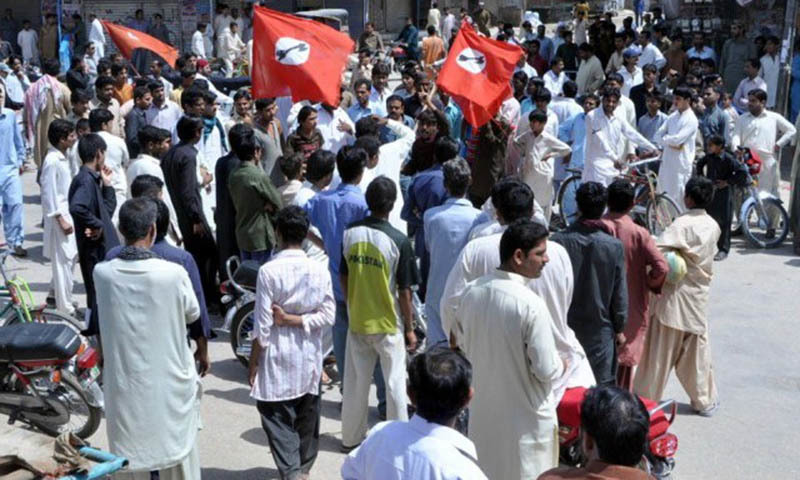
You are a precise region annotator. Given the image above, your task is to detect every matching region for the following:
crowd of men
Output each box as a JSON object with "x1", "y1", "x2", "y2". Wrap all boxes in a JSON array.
[{"x1": 0, "y1": 2, "x2": 799, "y2": 479}]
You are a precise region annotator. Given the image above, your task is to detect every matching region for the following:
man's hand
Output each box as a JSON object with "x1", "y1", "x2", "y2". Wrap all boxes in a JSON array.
[
  {"x1": 337, "y1": 120, "x2": 353, "y2": 134},
  {"x1": 371, "y1": 114, "x2": 388, "y2": 126},
  {"x1": 615, "y1": 332, "x2": 626, "y2": 347},
  {"x1": 201, "y1": 170, "x2": 213, "y2": 187},
  {"x1": 85, "y1": 227, "x2": 102, "y2": 240},
  {"x1": 194, "y1": 338, "x2": 210, "y2": 377},
  {"x1": 272, "y1": 304, "x2": 303, "y2": 327},
  {"x1": 405, "y1": 329, "x2": 418, "y2": 352},
  {"x1": 669, "y1": 144, "x2": 683, "y2": 151},
  {"x1": 58, "y1": 216, "x2": 74, "y2": 235},
  {"x1": 100, "y1": 165, "x2": 113, "y2": 186},
  {"x1": 192, "y1": 222, "x2": 206, "y2": 237},
  {"x1": 774, "y1": 144, "x2": 782, "y2": 153}
]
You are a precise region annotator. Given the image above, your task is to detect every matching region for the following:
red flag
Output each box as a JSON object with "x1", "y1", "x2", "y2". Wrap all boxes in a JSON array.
[
  {"x1": 101, "y1": 21, "x2": 178, "y2": 69},
  {"x1": 252, "y1": 6, "x2": 354, "y2": 105},
  {"x1": 436, "y1": 22, "x2": 524, "y2": 128}
]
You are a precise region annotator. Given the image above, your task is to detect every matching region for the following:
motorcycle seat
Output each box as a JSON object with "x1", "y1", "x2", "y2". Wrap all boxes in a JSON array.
[
  {"x1": 233, "y1": 260, "x2": 261, "y2": 290},
  {"x1": 0, "y1": 323, "x2": 81, "y2": 362}
]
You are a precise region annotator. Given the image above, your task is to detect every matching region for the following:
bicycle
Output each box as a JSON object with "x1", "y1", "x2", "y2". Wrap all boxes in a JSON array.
[
  {"x1": 556, "y1": 158, "x2": 680, "y2": 236},
  {"x1": 735, "y1": 148, "x2": 790, "y2": 248}
]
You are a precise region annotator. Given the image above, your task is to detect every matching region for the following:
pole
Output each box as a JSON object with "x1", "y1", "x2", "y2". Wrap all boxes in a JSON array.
[{"x1": 777, "y1": 0, "x2": 798, "y2": 119}]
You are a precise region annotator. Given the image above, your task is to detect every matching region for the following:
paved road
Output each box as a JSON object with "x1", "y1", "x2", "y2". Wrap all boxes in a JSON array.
[{"x1": 3, "y1": 169, "x2": 800, "y2": 479}]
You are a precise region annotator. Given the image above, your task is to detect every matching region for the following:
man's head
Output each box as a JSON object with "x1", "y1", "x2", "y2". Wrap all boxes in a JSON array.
[
  {"x1": 77, "y1": 133, "x2": 107, "y2": 169},
  {"x1": 138, "y1": 125, "x2": 171, "y2": 158},
  {"x1": 605, "y1": 72, "x2": 623, "y2": 92},
  {"x1": 201, "y1": 90, "x2": 218, "y2": 119},
  {"x1": 562, "y1": 80, "x2": 578, "y2": 100},
  {"x1": 638, "y1": 30, "x2": 652, "y2": 47},
  {"x1": 512, "y1": 71, "x2": 529, "y2": 97},
  {"x1": 601, "y1": 87, "x2": 621, "y2": 116},
  {"x1": 550, "y1": 56, "x2": 564, "y2": 74},
  {"x1": 528, "y1": 110, "x2": 548, "y2": 136},
  {"x1": 176, "y1": 115, "x2": 204, "y2": 144},
  {"x1": 684, "y1": 176, "x2": 714, "y2": 209},
  {"x1": 537, "y1": 24, "x2": 546, "y2": 37},
  {"x1": 535, "y1": 89, "x2": 552, "y2": 111},
  {"x1": 275, "y1": 206, "x2": 310, "y2": 248},
  {"x1": 416, "y1": 109, "x2": 440, "y2": 143},
  {"x1": 645, "y1": 91, "x2": 663, "y2": 114},
  {"x1": 692, "y1": 32, "x2": 705, "y2": 50},
  {"x1": 197, "y1": 22, "x2": 206, "y2": 33},
  {"x1": 622, "y1": 48, "x2": 639, "y2": 68},
  {"x1": 130, "y1": 174, "x2": 164, "y2": 199},
  {"x1": 527, "y1": 76, "x2": 545, "y2": 98},
  {"x1": 765, "y1": 35, "x2": 779, "y2": 55},
  {"x1": 672, "y1": 86, "x2": 693, "y2": 112},
  {"x1": 576, "y1": 181, "x2": 607, "y2": 219},
  {"x1": 88, "y1": 108, "x2": 114, "y2": 133},
  {"x1": 702, "y1": 85, "x2": 721, "y2": 108},
  {"x1": 499, "y1": 219, "x2": 549, "y2": 279},
  {"x1": 180, "y1": 66, "x2": 197, "y2": 87},
  {"x1": 607, "y1": 180, "x2": 636, "y2": 214},
  {"x1": 613, "y1": 32, "x2": 625, "y2": 51},
  {"x1": 233, "y1": 89, "x2": 252, "y2": 118},
  {"x1": 707, "y1": 135, "x2": 725, "y2": 155},
  {"x1": 364, "y1": 21, "x2": 375, "y2": 34},
  {"x1": 337, "y1": 146, "x2": 367, "y2": 184},
  {"x1": 580, "y1": 385, "x2": 650, "y2": 467},
  {"x1": 492, "y1": 178, "x2": 534, "y2": 224},
  {"x1": 133, "y1": 86, "x2": 153, "y2": 111},
  {"x1": 365, "y1": 176, "x2": 396, "y2": 217},
  {"x1": 70, "y1": 90, "x2": 91, "y2": 118},
  {"x1": 577, "y1": 42, "x2": 593, "y2": 61},
  {"x1": 442, "y1": 158, "x2": 471, "y2": 198},
  {"x1": 372, "y1": 63, "x2": 390, "y2": 92},
  {"x1": 111, "y1": 63, "x2": 128, "y2": 86},
  {"x1": 642, "y1": 64, "x2": 657, "y2": 86},
  {"x1": 297, "y1": 105, "x2": 318, "y2": 132},
  {"x1": 254, "y1": 97, "x2": 277, "y2": 124},
  {"x1": 354, "y1": 79, "x2": 372, "y2": 107},
  {"x1": 181, "y1": 88, "x2": 206, "y2": 115},
  {"x1": 353, "y1": 135, "x2": 380, "y2": 169},
  {"x1": 526, "y1": 38, "x2": 540, "y2": 56},
  {"x1": 95, "y1": 76, "x2": 115, "y2": 103},
  {"x1": 744, "y1": 58, "x2": 760, "y2": 80},
  {"x1": 407, "y1": 348, "x2": 473, "y2": 425},
  {"x1": 229, "y1": 123, "x2": 259, "y2": 162},
  {"x1": 386, "y1": 95, "x2": 405, "y2": 121},
  {"x1": 47, "y1": 119, "x2": 77, "y2": 152},
  {"x1": 118, "y1": 198, "x2": 158, "y2": 246},
  {"x1": 434, "y1": 136, "x2": 459, "y2": 165},
  {"x1": 279, "y1": 153, "x2": 305, "y2": 181},
  {"x1": 306, "y1": 149, "x2": 336, "y2": 188}
]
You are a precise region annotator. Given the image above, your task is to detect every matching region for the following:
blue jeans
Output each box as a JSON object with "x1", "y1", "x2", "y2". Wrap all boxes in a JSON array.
[
  {"x1": 334, "y1": 300, "x2": 386, "y2": 416},
  {"x1": 0, "y1": 172, "x2": 23, "y2": 247},
  {"x1": 241, "y1": 249, "x2": 271, "y2": 265}
]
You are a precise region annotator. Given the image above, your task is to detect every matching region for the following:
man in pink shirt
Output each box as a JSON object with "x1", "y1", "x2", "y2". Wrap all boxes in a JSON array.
[{"x1": 601, "y1": 180, "x2": 668, "y2": 390}]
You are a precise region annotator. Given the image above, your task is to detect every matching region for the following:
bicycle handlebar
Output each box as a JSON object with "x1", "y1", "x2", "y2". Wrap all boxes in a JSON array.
[{"x1": 626, "y1": 157, "x2": 662, "y2": 169}]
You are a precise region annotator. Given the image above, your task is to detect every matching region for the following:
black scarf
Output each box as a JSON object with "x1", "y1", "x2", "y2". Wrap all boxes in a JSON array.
[{"x1": 117, "y1": 245, "x2": 159, "y2": 261}]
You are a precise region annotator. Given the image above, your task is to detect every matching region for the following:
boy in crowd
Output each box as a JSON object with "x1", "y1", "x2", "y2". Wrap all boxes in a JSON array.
[{"x1": 277, "y1": 153, "x2": 305, "y2": 205}]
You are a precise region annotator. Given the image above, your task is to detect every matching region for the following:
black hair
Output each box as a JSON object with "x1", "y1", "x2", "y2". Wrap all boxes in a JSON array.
[
  {"x1": 88, "y1": 108, "x2": 114, "y2": 132},
  {"x1": 95, "y1": 75, "x2": 114, "y2": 90},
  {"x1": 434, "y1": 136, "x2": 459, "y2": 164},
  {"x1": 354, "y1": 78, "x2": 372, "y2": 91},
  {"x1": 583, "y1": 93, "x2": 600, "y2": 106},
  {"x1": 562, "y1": 80, "x2": 578, "y2": 98},
  {"x1": 576, "y1": 181, "x2": 608, "y2": 219},
  {"x1": 407, "y1": 348, "x2": 472, "y2": 425},
  {"x1": 353, "y1": 135, "x2": 380, "y2": 158},
  {"x1": 528, "y1": 110, "x2": 548, "y2": 123},
  {"x1": 255, "y1": 97, "x2": 276, "y2": 110},
  {"x1": 492, "y1": 178, "x2": 534, "y2": 223},
  {"x1": 581, "y1": 386, "x2": 650, "y2": 466},
  {"x1": 372, "y1": 62, "x2": 390, "y2": 78},
  {"x1": 602, "y1": 87, "x2": 621, "y2": 101},
  {"x1": 151, "y1": 199, "x2": 171, "y2": 241},
  {"x1": 365, "y1": 176, "x2": 396, "y2": 217},
  {"x1": 550, "y1": 56, "x2": 564, "y2": 68},
  {"x1": 275, "y1": 206, "x2": 310, "y2": 245},
  {"x1": 416, "y1": 109, "x2": 438, "y2": 126},
  {"x1": 180, "y1": 67, "x2": 197, "y2": 79},
  {"x1": 606, "y1": 72, "x2": 624, "y2": 85},
  {"x1": 701, "y1": 57, "x2": 716, "y2": 69},
  {"x1": 110, "y1": 63, "x2": 127, "y2": 77},
  {"x1": 230, "y1": 124, "x2": 257, "y2": 160},
  {"x1": 43, "y1": 58, "x2": 60, "y2": 76},
  {"x1": 513, "y1": 70, "x2": 529, "y2": 85},
  {"x1": 645, "y1": 90, "x2": 663, "y2": 104},
  {"x1": 673, "y1": 86, "x2": 693, "y2": 101},
  {"x1": 306, "y1": 149, "x2": 336, "y2": 183},
  {"x1": 279, "y1": 153, "x2": 304, "y2": 180},
  {"x1": 642, "y1": 63, "x2": 658, "y2": 75},
  {"x1": 747, "y1": 88, "x2": 768, "y2": 103},
  {"x1": 386, "y1": 94, "x2": 404, "y2": 108},
  {"x1": 499, "y1": 219, "x2": 549, "y2": 263},
  {"x1": 176, "y1": 115, "x2": 204, "y2": 143},
  {"x1": 607, "y1": 179, "x2": 635, "y2": 213},
  {"x1": 76, "y1": 118, "x2": 90, "y2": 132},
  {"x1": 578, "y1": 42, "x2": 593, "y2": 53},
  {"x1": 119, "y1": 197, "x2": 158, "y2": 244},
  {"x1": 147, "y1": 81, "x2": 164, "y2": 93},
  {"x1": 133, "y1": 85, "x2": 151, "y2": 101},
  {"x1": 355, "y1": 116, "x2": 380, "y2": 138},
  {"x1": 130, "y1": 174, "x2": 164, "y2": 199},
  {"x1": 685, "y1": 176, "x2": 714, "y2": 208},
  {"x1": 535, "y1": 89, "x2": 552, "y2": 103},
  {"x1": 233, "y1": 89, "x2": 252, "y2": 102},
  {"x1": 745, "y1": 58, "x2": 761, "y2": 70},
  {"x1": 707, "y1": 134, "x2": 725, "y2": 148},
  {"x1": 137, "y1": 125, "x2": 171, "y2": 149},
  {"x1": 180, "y1": 88, "x2": 205, "y2": 110},
  {"x1": 337, "y1": 146, "x2": 367, "y2": 183},
  {"x1": 47, "y1": 119, "x2": 74, "y2": 148},
  {"x1": 78, "y1": 133, "x2": 107, "y2": 164},
  {"x1": 297, "y1": 105, "x2": 317, "y2": 124}
]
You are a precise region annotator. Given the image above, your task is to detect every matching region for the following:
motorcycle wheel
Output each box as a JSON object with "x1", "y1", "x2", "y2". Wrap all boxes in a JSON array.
[
  {"x1": 646, "y1": 455, "x2": 675, "y2": 480},
  {"x1": 230, "y1": 300, "x2": 255, "y2": 367},
  {"x1": 742, "y1": 198, "x2": 790, "y2": 248},
  {"x1": 26, "y1": 372, "x2": 102, "y2": 439}
]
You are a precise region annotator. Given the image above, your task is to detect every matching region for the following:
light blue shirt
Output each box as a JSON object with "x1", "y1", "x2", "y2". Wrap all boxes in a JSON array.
[
  {"x1": 687, "y1": 46, "x2": 716, "y2": 62},
  {"x1": 347, "y1": 103, "x2": 374, "y2": 124},
  {"x1": 637, "y1": 110, "x2": 668, "y2": 144},
  {"x1": 423, "y1": 197, "x2": 481, "y2": 346},
  {"x1": 0, "y1": 108, "x2": 25, "y2": 174},
  {"x1": 520, "y1": 97, "x2": 535, "y2": 118},
  {"x1": 537, "y1": 35, "x2": 554, "y2": 63},
  {"x1": 305, "y1": 183, "x2": 368, "y2": 302},
  {"x1": 558, "y1": 111, "x2": 588, "y2": 170},
  {"x1": 444, "y1": 100, "x2": 463, "y2": 147},
  {"x1": 4, "y1": 73, "x2": 29, "y2": 104}
]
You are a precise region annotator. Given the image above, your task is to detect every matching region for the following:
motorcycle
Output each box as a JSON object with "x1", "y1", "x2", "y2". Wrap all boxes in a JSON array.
[
  {"x1": 218, "y1": 256, "x2": 258, "y2": 367},
  {"x1": 734, "y1": 147, "x2": 790, "y2": 248},
  {"x1": 0, "y1": 322, "x2": 102, "y2": 439},
  {"x1": 557, "y1": 387, "x2": 678, "y2": 479}
]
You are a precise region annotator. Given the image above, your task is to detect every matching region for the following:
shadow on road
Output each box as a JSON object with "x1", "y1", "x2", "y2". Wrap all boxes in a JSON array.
[
  {"x1": 202, "y1": 467, "x2": 280, "y2": 479},
  {"x1": 204, "y1": 387, "x2": 253, "y2": 407},
  {"x1": 240, "y1": 426, "x2": 268, "y2": 447}
]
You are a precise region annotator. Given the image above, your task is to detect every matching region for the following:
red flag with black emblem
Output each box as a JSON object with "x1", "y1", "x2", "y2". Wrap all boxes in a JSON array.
[
  {"x1": 252, "y1": 6, "x2": 354, "y2": 105},
  {"x1": 436, "y1": 22, "x2": 524, "y2": 128},
  {"x1": 101, "y1": 21, "x2": 178, "y2": 68}
]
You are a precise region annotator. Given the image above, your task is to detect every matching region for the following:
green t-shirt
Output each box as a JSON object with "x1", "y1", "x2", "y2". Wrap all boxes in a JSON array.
[{"x1": 227, "y1": 161, "x2": 282, "y2": 252}]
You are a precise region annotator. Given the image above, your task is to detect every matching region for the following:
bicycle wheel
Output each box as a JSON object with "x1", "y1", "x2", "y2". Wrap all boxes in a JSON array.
[
  {"x1": 557, "y1": 175, "x2": 582, "y2": 228},
  {"x1": 646, "y1": 194, "x2": 681, "y2": 236},
  {"x1": 230, "y1": 301, "x2": 255, "y2": 367},
  {"x1": 742, "y1": 198, "x2": 790, "y2": 248}
]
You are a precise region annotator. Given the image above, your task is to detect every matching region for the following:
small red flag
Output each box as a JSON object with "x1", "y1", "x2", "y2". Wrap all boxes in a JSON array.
[
  {"x1": 252, "y1": 6, "x2": 354, "y2": 105},
  {"x1": 101, "y1": 21, "x2": 178, "y2": 69},
  {"x1": 436, "y1": 22, "x2": 524, "y2": 128}
]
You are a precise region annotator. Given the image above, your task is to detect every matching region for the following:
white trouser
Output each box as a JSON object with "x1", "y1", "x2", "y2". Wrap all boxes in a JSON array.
[
  {"x1": 757, "y1": 153, "x2": 781, "y2": 225},
  {"x1": 341, "y1": 330, "x2": 408, "y2": 446},
  {"x1": 525, "y1": 171, "x2": 554, "y2": 222},
  {"x1": 50, "y1": 247, "x2": 77, "y2": 315}
]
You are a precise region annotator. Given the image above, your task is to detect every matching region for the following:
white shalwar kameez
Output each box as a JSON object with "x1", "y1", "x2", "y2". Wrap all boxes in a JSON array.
[
  {"x1": 509, "y1": 130, "x2": 571, "y2": 221},
  {"x1": 440, "y1": 233, "x2": 595, "y2": 402},
  {"x1": 97, "y1": 130, "x2": 130, "y2": 227},
  {"x1": 40, "y1": 147, "x2": 78, "y2": 315},
  {"x1": 583, "y1": 107, "x2": 656, "y2": 186},
  {"x1": 94, "y1": 258, "x2": 202, "y2": 479},
  {"x1": 449, "y1": 269, "x2": 563, "y2": 480},
  {"x1": 200, "y1": 124, "x2": 227, "y2": 233},
  {"x1": 655, "y1": 107, "x2": 698, "y2": 212},
  {"x1": 126, "y1": 154, "x2": 183, "y2": 246}
]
